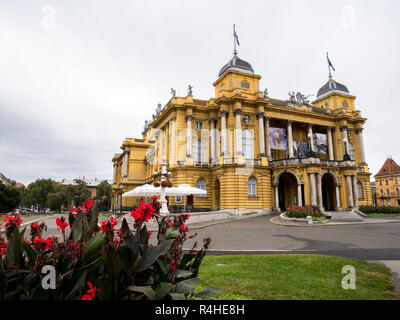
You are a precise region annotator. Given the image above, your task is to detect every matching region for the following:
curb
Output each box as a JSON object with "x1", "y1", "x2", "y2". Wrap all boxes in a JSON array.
[
  {"x1": 270, "y1": 215, "x2": 400, "y2": 227},
  {"x1": 0, "y1": 215, "x2": 56, "y2": 234}
]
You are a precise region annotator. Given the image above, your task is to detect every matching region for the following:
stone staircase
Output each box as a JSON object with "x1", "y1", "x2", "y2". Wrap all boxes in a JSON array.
[{"x1": 325, "y1": 210, "x2": 365, "y2": 222}]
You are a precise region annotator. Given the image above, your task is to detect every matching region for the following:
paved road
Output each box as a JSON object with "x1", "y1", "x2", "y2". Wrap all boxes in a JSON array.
[
  {"x1": 183, "y1": 214, "x2": 400, "y2": 261},
  {"x1": 20, "y1": 213, "x2": 400, "y2": 261}
]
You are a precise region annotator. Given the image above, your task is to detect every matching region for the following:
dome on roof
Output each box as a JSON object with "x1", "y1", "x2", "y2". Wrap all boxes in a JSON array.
[
  {"x1": 218, "y1": 53, "x2": 254, "y2": 77},
  {"x1": 317, "y1": 78, "x2": 349, "y2": 97}
]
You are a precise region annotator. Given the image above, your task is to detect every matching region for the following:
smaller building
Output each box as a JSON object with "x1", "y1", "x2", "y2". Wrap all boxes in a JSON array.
[
  {"x1": 374, "y1": 158, "x2": 400, "y2": 207},
  {"x1": 60, "y1": 177, "x2": 112, "y2": 199},
  {"x1": 0, "y1": 173, "x2": 25, "y2": 188}
]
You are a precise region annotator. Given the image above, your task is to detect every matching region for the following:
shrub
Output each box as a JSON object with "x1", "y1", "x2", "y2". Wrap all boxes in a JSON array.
[
  {"x1": 0, "y1": 198, "x2": 219, "y2": 300},
  {"x1": 359, "y1": 205, "x2": 400, "y2": 214},
  {"x1": 285, "y1": 205, "x2": 326, "y2": 220}
]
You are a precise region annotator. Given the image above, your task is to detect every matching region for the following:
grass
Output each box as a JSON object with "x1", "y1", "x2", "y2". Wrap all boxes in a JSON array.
[
  {"x1": 366, "y1": 213, "x2": 400, "y2": 218},
  {"x1": 197, "y1": 254, "x2": 397, "y2": 300}
]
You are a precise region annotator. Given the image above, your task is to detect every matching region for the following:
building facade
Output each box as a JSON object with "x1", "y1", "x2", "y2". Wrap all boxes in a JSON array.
[
  {"x1": 111, "y1": 51, "x2": 373, "y2": 214},
  {"x1": 374, "y1": 158, "x2": 400, "y2": 207}
]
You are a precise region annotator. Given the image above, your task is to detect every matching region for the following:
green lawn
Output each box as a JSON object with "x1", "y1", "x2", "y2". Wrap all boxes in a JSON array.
[
  {"x1": 197, "y1": 254, "x2": 397, "y2": 300},
  {"x1": 366, "y1": 213, "x2": 400, "y2": 218}
]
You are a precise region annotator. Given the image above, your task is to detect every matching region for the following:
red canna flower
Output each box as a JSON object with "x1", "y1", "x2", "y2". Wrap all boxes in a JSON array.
[
  {"x1": 109, "y1": 216, "x2": 118, "y2": 228},
  {"x1": 84, "y1": 200, "x2": 94, "y2": 211},
  {"x1": 80, "y1": 281, "x2": 101, "y2": 300},
  {"x1": 56, "y1": 217, "x2": 69, "y2": 234},
  {"x1": 151, "y1": 195, "x2": 158, "y2": 201},
  {"x1": 0, "y1": 238, "x2": 7, "y2": 255},
  {"x1": 4, "y1": 215, "x2": 22, "y2": 227}
]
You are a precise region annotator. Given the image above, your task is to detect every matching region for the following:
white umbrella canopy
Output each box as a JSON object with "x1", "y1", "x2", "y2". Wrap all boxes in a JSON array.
[
  {"x1": 122, "y1": 184, "x2": 159, "y2": 197},
  {"x1": 122, "y1": 183, "x2": 207, "y2": 198},
  {"x1": 175, "y1": 184, "x2": 207, "y2": 195}
]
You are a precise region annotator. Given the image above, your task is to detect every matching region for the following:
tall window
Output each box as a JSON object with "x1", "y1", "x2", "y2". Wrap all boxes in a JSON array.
[
  {"x1": 242, "y1": 129, "x2": 254, "y2": 159},
  {"x1": 193, "y1": 140, "x2": 204, "y2": 163},
  {"x1": 387, "y1": 188, "x2": 390, "y2": 196},
  {"x1": 248, "y1": 177, "x2": 257, "y2": 197},
  {"x1": 357, "y1": 182, "x2": 362, "y2": 199},
  {"x1": 196, "y1": 178, "x2": 206, "y2": 198},
  {"x1": 396, "y1": 188, "x2": 400, "y2": 195},
  {"x1": 348, "y1": 142, "x2": 355, "y2": 160},
  {"x1": 195, "y1": 121, "x2": 203, "y2": 130}
]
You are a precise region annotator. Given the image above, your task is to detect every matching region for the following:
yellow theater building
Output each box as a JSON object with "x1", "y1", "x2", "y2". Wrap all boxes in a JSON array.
[
  {"x1": 374, "y1": 158, "x2": 400, "y2": 207},
  {"x1": 111, "y1": 48, "x2": 373, "y2": 214}
]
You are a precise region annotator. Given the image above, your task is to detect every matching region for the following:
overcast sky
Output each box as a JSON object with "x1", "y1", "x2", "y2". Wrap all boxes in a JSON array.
[{"x1": 0, "y1": 0, "x2": 399, "y2": 186}]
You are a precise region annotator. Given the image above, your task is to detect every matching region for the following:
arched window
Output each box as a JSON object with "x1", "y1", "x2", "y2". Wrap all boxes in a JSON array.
[
  {"x1": 357, "y1": 182, "x2": 362, "y2": 199},
  {"x1": 242, "y1": 129, "x2": 254, "y2": 159},
  {"x1": 348, "y1": 142, "x2": 355, "y2": 160},
  {"x1": 396, "y1": 188, "x2": 400, "y2": 195},
  {"x1": 248, "y1": 177, "x2": 257, "y2": 197},
  {"x1": 196, "y1": 178, "x2": 206, "y2": 198},
  {"x1": 386, "y1": 188, "x2": 390, "y2": 196}
]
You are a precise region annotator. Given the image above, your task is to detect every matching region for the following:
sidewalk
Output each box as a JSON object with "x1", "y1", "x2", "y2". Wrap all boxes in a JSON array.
[{"x1": 371, "y1": 260, "x2": 400, "y2": 299}]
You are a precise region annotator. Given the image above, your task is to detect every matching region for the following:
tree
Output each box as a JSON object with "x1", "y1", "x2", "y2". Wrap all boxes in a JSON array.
[
  {"x1": 0, "y1": 182, "x2": 21, "y2": 212},
  {"x1": 46, "y1": 191, "x2": 68, "y2": 212},
  {"x1": 97, "y1": 180, "x2": 112, "y2": 211},
  {"x1": 23, "y1": 178, "x2": 55, "y2": 209},
  {"x1": 67, "y1": 179, "x2": 90, "y2": 207}
]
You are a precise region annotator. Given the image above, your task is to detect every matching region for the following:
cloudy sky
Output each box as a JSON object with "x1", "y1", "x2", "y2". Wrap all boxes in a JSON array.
[{"x1": 0, "y1": 0, "x2": 399, "y2": 186}]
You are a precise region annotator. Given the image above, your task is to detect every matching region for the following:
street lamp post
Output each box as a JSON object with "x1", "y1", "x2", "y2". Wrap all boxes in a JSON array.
[{"x1": 159, "y1": 157, "x2": 170, "y2": 216}]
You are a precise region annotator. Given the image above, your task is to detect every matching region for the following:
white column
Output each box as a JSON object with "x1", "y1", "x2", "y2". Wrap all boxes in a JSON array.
[
  {"x1": 297, "y1": 184, "x2": 303, "y2": 207},
  {"x1": 122, "y1": 152, "x2": 128, "y2": 177},
  {"x1": 169, "y1": 119, "x2": 177, "y2": 165},
  {"x1": 209, "y1": 118, "x2": 217, "y2": 161},
  {"x1": 308, "y1": 125, "x2": 314, "y2": 153},
  {"x1": 265, "y1": 117, "x2": 272, "y2": 160},
  {"x1": 346, "y1": 175, "x2": 354, "y2": 208},
  {"x1": 221, "y1": 111, "x2": 228, "y2": 156},
  {"x1": 309, "y1": 173, "x2": 317, "y2": 206},
  {"x1": 335, "y1": 184, "x2": 341, "y2": 210},
  {"x1": 186, "y1": 115, "x2": 192, "y2": 157},
  {"x1": 234, "y1": 109, "x2": 242, "y2": 155},
  {"x1": 274, "y1": 185, "x2": 280, "y2": 211},
  {"x1": 352, "y1": 175, "x2": 359, "y2": 208},
  {"x1": 112, "y1": 164, "x2": 117, "y2": 184},
  {"x1": 327, "y1": 127, "x2": 334, "y2": 161},
  {"x1": 357, "y1": 128, "x2": 366, "y2": 164},
  {"x1": 257, "y1": 112, "x2": 265, "y2": 156},
  {"x1": 316, "y1": 172, "x2": 323, "y2": 209},
  {"x1": 287, "y1": 120, "x2": 294, "y2": 158},
  {"x1": 341, "y1": 125, "x2": 349, "y2": 154}
]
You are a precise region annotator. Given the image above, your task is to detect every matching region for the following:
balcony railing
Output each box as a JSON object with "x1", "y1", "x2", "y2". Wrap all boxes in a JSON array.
[
  {"x1": 177, "y1": 161, "x2": 187, "y2": 167},
  {"x1": 193, "y1": 161, "x2": 209, "y2": 168},
  {"x1": 269, "y1": 157, "x2": 356, "y2": 168}
]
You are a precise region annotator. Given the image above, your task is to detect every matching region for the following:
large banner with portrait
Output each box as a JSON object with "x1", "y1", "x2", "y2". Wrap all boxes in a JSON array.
[
  {"x1": 270, "y1": 127, "x2": 287, "y2": 150},
  {"x1": 313, "y1": 133, "x2": 328, "y2": 154},
  {"x1": 293, "y1": 141, "x2": 308, "y2": 158}
]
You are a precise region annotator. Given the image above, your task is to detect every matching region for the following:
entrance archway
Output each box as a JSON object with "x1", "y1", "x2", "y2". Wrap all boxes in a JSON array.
[
  {"x1": 277, "y1": 172, "x2": 299, "y2": 211},
  {"x1": 321, "y1": 173, "x2": 336, "y2": 210}
]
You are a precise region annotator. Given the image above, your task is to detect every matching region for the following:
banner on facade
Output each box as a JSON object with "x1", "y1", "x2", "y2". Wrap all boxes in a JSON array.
[
  {"x1": 270, "y1": 127, "x2": 287, "y2": 150},
  {"x1": 293, "y1": 141, "x2": 308, "y2": 157},
  {"x1": 313, "y1": 133, "x2": 328, "y2": 154}
]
